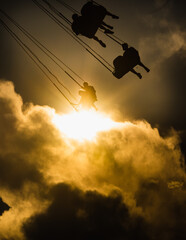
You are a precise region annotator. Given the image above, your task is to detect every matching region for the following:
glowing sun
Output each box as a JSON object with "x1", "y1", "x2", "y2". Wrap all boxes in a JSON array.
[{"x1": 52, "y1": 110, "x2": 120, "y2": 141}]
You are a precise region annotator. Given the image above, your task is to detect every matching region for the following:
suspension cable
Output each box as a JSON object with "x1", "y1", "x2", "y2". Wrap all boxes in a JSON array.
[
  {"x1": 110, "y1": 34, "x2": 124, "y2": 44},
  {"x1": 0, "y1": 9, "x2": 83, "y2": 88},
  {"x1": 86, "y1": 49, "x2": 112, "y2": 72},
  {"x1": 55, "y1": 0, "x2": 124, "y2": 45},
  {"x1": 48, "y1": 0, "x2": 114, "y2": 70},
  {"x1": 91, "y1": 1, "x2": 101, "y2": 6},
  {"x1": 0, "y1": 18, "x2": 77, "y2": 110},
  {"x1": 0, "y1": 12, "x2": 76, "y2": 100},
  {"x1": 99, "y1": 29, "x2": 124, "y2": 45},
  {"x1": 31, "y1": 0, "x2": 114, "y2": 71},
  {"x1": 43, "y1": 0, "x2": 115, "y2": 70},
  {"x1": 55, "y1": 0, "x2": 80, "y2": 14},
  {"x1": 43, "y1": 0, "x2": 72, "y2": 26}
]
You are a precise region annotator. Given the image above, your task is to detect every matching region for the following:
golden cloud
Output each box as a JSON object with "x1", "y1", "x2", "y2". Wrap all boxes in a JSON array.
[{"x1": 0, "y1": 80, "x2": 185, "y2": 239}]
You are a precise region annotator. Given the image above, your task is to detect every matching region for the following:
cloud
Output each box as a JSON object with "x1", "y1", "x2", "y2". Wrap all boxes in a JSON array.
[
  {"x1": 164, "y1": 0, "x2": 186, "y2": 31},
  {"x1": 23, "y1": 183, "x2": 149, "y2": 240},
  {"x1": 159, "y1": 49, "x2": 186, "y2": 126},
  {"x1": 135, "y1": 179, "x2": 186, "y2": 240},
  {"x1": 0, "y1": 80, "x2": 185, "y2": 239},
  {"x1": 0, "y1": 81, "x2": 46, "y2": 191}
]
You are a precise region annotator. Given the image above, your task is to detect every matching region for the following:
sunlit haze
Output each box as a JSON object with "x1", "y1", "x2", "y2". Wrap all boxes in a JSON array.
[{"x1": 52, "y1": 110, "x2": 121, "y2": 141}]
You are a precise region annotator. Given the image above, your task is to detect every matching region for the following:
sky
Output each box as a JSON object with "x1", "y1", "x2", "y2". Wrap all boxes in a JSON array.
[{"x1": 0, "y1": 0, "x2": 186, "y2": 239}]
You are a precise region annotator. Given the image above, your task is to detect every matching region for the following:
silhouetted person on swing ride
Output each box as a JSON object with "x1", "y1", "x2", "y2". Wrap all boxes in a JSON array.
[
  {"x1": 81, "y1": 1, "x2": 119, "y2": 28},
  {"x1": 77, "y1": 82, "x2": 97, "y2": 110},
  {"x1": 71, "y1": 1, "x2": 119, "y2": 47},
  {"x1": 113, "y1": 43, "x2": 150, "y2": 79},
  {"x1": 71, "y1": 14, "x2": 113, "y2": 47}
]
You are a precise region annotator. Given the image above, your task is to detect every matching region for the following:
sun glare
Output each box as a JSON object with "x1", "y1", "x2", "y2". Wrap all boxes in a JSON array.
[{"x1": 52, "y1": 110, "x2": 120, "y2": 141}]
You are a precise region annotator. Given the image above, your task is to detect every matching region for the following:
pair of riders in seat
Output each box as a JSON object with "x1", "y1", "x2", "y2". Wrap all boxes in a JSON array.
[
  {"x1": 71, "y1": 1, "x2": 119, "y2": 47},
  {"x1": 113, "y1": 43, "x2": 150, "y2": 79}
]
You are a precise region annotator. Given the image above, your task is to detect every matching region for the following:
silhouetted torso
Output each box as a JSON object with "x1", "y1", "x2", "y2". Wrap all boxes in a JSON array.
[
  {"x1": 71, "y1": 15, "x2": 98, "y2": 38},
  {"x1": 84, "y1": 85, "x2": 97, "y2": 102},
  {"x1": 123, "y1": 47, "x2": 140, "y2": 67},
  {"x1": 71, "y1": 2, "x2": 118, "y2": 47},
  {"x1": 81, "y1": 2, "x2": 107, "y2": 25},
  {"x1": 113, "y1": 44, "x2": 150, "y2": 79},
  {"x1": 78, "y1": 84, "x2": 97, "y2": 109}
]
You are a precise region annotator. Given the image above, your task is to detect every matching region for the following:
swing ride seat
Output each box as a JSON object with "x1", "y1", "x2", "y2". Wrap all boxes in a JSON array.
[
  {"x1": 113, "y1": 56, "x2": 129, "y2": 79},
  {"x1": 113, "y1": 48, "x2": 141, "y2": 79},
  {"x1": 72, "y1": 15, "x2": 101, "y2": 38}
]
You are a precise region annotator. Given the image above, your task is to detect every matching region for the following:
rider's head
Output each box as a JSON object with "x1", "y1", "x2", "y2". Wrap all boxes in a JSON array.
[
  {"x1": 122, "y1": 43, "x2": 128, "y2": 51},
  {"x1": 83, "y1": 82, "x2": 89, "y2": 88},
  {"x1": 72, "y1": 14, "x2": 78, "y2": 20}
]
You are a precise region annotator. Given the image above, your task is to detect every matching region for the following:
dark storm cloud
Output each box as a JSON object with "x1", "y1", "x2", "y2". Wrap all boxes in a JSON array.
[
  {"x1": 23, "y1": 183, "x2": 150, "y2": 240},
  {"x1": 150, "y1": 0, "x2": 172, "y2": 13},
  {"x1": 23, "y1": 182, "x2": 186, "y2": 240},
  {"x1": 159, "y1": 48, "x2": 186, "y2": 130},
  {"x1": 143, "y1": 0, "x2": 185, "y2": 29},
  {"x1": 1, "y1": 0, "x2": 31, "y2": 11},
  {"x1": 158, "y1": 48, "x2": 186, "y2": 156},
  {"x1": 135, "y1": 180, "x2": 186, "y2": 240},
  {"x1": 0, "y1": 154, "x2": 44, "y2": 190},
  {"x1": 165, "y1": 0, "x2": 186, "y2": 30},
  {"x1": 0, "y1": 197, "x2": 10, "y2": 216}
]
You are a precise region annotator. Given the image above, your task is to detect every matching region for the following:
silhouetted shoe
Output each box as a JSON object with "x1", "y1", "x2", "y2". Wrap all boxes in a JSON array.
[
  {"x1": 146, "y1": 68, "x2": 150, "y2": 72},
  {"x1": 104, "y1": 29, "x2": 114, "y2": 34},
  {"x1": 99, "y1": 40, "x2": 106, "y2": 48},
  {"x1": 137, "y1": 73, "x2": 142, "y2": 79},
  {"x1": 112, "y1": 15, "x2": 119, "y2": 19},
  {"x1": 107, "y1": 25, "x2": 113, "y2": 29}
]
